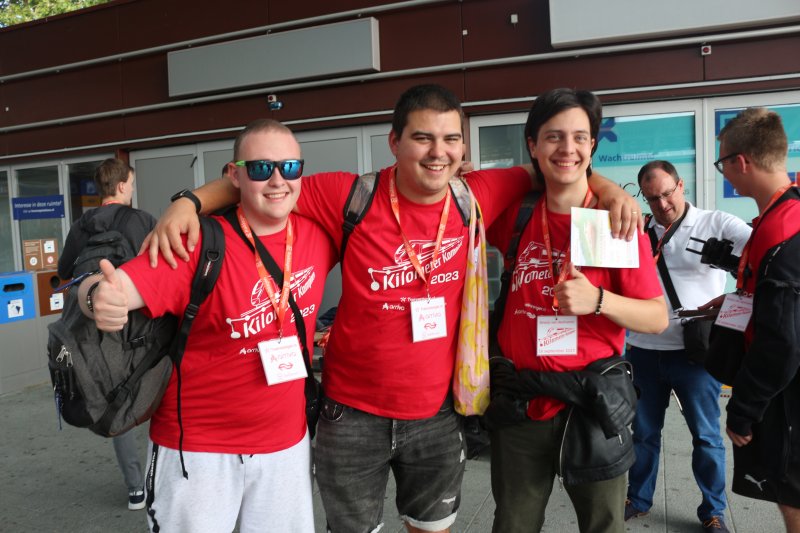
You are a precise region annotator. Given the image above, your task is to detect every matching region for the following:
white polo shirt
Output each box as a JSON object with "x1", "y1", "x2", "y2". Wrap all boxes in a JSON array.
[{"x1": 627, "y1": 203, "x2": 752, "y2": 351}]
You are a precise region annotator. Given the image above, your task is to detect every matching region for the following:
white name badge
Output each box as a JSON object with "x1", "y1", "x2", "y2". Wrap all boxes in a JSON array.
[
  {"x1": 536, "y1": 315, "x2": 578, "y2": 356},
  {"x1": 410, "y1": 297, "x2": 447, "y2": 342},
  {"x1": 257, "y1": 335, "x2": 308, "y2": 386},
  {"x1": 714, "y1": 293, "x2": 753, "y2": 332}
]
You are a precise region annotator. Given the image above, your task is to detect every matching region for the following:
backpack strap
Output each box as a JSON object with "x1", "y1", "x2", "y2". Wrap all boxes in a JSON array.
[
  {"x1": 490, "y1": 191, "x2": 541, "y2": 350},
  {"x1": 175, "y1": 215, "x2": 225, "y2": 478},
  {"x1": 340, "y1": 171, "x2": 476, "y2": 260},
  {"x1": 341, "y1": 171, "x2": 379, "y2": 260},
  {"x1": 171, "y1": 216, "x2": 225, "y2": 365}
]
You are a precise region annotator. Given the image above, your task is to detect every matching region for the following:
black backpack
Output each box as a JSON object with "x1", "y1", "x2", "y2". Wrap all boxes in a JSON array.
[
  {"x1": 47, "y1": 216, "x2": 225, "y2": 438},
  {"x1": 67, "y1": 206, "x2": 138, "y2": 279}
]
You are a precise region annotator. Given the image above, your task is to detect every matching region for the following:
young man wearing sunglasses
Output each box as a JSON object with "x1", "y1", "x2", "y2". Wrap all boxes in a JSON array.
[
  {"x1": 146, "y1": 84, "x2": 641, "y2": 533},
  {"x1": 77, "y1": 119, "x2": 335, "y2": 533}
]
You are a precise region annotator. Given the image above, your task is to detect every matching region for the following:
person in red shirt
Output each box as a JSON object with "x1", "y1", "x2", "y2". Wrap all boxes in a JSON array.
[
  {"x1": 485, "y1": 88, "x2": 667, "y2": 533},
  {"x1": 77, "y1": 119, "x2": 336, "y2": 533},
  {"x1": 146, "y1": 84, "x2": 643, "y2": 533},
  {"x1": 714, "y1": 107, "x2": 800, "y2": 532}
]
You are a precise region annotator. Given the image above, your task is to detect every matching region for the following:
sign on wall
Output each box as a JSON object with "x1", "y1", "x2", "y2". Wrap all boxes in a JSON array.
[{"x1": 12, "y1": 195, "x2": 65, "y2": 220}]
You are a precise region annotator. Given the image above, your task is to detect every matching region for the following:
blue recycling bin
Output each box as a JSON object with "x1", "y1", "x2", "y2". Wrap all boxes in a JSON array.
[{"x1": 0, "y1": 271, "x2": 36, "y2": 324}]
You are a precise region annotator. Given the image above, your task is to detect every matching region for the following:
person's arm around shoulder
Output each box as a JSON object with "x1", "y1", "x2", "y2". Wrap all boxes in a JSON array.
[
  {"x1": 554, "y1": 264, "x2": 668, "y2": 334},
  {"x1": 144, "y1": 177, "x2": 239, "y2": 268},
  {"x1": 504, "y1": 165, "x2": 641, "y2": 240},
  {"x1": 78, "y1": 259, "x2": 145, "y2": 332},
  {"x1": 587, "y1": 172, "x2": 643, "y2": 240}
]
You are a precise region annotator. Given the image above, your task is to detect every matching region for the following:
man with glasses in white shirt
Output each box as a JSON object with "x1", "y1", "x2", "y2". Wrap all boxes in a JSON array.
[{"x1": 625, "y1": 160, "x2": 751, "y2": 533}]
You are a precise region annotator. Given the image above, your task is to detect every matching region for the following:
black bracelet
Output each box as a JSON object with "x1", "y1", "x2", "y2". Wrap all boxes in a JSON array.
[
  {"x1": 86, "y1": 281, "x2": 101, "y2": 314},
  {"x1": 594, "y1": 285, "x2": 604, "y2": 316}
]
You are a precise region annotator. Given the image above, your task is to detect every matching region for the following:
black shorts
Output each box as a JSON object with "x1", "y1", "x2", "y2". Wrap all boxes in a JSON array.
[{"x1": 731, "y1": 405, "x2": 800, "y2": 508}]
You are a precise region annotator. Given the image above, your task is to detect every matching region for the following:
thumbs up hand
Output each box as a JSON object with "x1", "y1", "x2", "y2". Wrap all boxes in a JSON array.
[
  {"x1": 553, "y1": 264, "x2": 600, "y2": 316},
  {"x1": 91, "y1": 259, "x2": 130, "y2": 331}
]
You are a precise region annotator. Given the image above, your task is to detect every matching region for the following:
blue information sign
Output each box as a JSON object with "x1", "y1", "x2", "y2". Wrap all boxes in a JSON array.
[{"x1": 12, "y1": 195, "x2": 65, "y2": 220}]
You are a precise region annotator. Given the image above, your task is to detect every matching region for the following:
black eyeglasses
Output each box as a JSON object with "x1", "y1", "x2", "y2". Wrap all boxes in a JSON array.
[
  {"x1": 713, "y1": 153, "x2": 740, "y2": 174},
  {"x1": 641, "y1": 179, "x2": 681, "y2": 204},
  {"x1": 234, "y1": 159, "x2": 304, "y2": 181}
]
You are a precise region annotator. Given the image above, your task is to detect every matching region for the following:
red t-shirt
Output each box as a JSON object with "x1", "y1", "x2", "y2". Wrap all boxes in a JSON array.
[
  {"x1": 297, "y1": 166, "x2": 531, "y2": 419},
  {"x1": 488, "y1": 197, "x2": 662, "y2": 420},
  {"x1": 741, "y1": 195, "x2": 800, "y2": 344},
  {"x1": 122, "y1": 213, "x2": 336, "y2": 453}
]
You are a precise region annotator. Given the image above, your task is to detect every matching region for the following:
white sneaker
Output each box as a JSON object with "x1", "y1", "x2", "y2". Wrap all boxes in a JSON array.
[{"x1": 128, "y1": 489, "x2": 145, "y2": 511}]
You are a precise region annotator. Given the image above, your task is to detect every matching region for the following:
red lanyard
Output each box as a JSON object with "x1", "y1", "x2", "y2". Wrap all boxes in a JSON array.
[
  {"x1": 541, "y1": 189, "x2": 594, "y2": 311},
  {"x1": 236, "y1": 207, "x2": 293, "y2": 336},
  {"x1": 101, "y1": 200, "x2": 121, "y2": 206},
  {"x1": 736, "y1": 183, "x2": 795, "y2": 291},
  {"x1": 389, "y1": 170, "x2": 451, "y2": 297},
  {"x1": 652, "y1": 223, "x2": 673, "y2": 264}
]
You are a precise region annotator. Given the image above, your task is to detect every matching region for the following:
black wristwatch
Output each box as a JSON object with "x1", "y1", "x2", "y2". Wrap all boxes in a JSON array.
[{"x1": 170, "y1": 189, "x2": 202, "y2": 214}]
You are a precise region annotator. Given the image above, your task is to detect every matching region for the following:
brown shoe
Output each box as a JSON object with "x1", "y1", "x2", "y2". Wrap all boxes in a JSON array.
[
  {"x1": 624, "y1": 499, "x2": 649, "y2": 521},
  {"x1": 702, "y1": 516, "x2": 730, "y2": 533}
]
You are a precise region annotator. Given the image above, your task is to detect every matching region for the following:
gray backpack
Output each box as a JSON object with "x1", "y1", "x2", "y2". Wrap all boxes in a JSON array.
[{"x1": 47, "y1": 216, "x2": 225, "y2": 437}]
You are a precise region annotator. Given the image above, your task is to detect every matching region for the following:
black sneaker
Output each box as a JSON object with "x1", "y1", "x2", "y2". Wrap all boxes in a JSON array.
[
  {"x1": 624, "y1": 499, "x2": 648, "y2": 521},
  {"x1": 702, "y1": 516, "x2": 730, "y2": 533},
  {"x1": 128, "y1": 488, "x2": 145, "y2": 511}
]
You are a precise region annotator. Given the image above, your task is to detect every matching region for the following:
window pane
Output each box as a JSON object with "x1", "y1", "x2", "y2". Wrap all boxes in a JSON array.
[
  {"x1": 203, "y1": 148, "x2": 233, "y2": 184},
  {"x1": 66, "y1": 160, "x2": 103, "y2": 224},
  {"x1": 478, "y1": 124, "x2": 526, "y2": 169},
  {"x1": 592, "y1": 112, "x2": 697, "y2": 212},
  {"x1": 0, "y1": 171, "x2": 13, "y2": 272},
  {"x1": 16, "y1": 166, "x2": 63, "y2": 265}
]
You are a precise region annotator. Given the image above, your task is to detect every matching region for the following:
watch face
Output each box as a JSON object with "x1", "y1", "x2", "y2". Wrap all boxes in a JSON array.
[
  {"x1": 171, "y1": 189, "x2": 200, "y2": 212},
  {"x1": 171, "y1": 189, "x2": 189, "y2": 202}
]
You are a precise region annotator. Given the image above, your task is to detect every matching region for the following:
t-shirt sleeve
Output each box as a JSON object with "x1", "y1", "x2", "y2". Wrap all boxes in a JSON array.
[
  {"x1": 121, "y1": 233, "x2": 196, "y2": 318},
  {"x1": 465, "y1": 166, "x2": 532, "y2": 227},
  {"x1": 295, "y1": 171, "x2": 358, "y2": 251}
]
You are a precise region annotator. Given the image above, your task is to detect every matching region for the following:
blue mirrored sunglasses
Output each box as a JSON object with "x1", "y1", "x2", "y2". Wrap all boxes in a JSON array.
[{"x1": 234, "y1": 159, "x2": 304, "y2": 181}]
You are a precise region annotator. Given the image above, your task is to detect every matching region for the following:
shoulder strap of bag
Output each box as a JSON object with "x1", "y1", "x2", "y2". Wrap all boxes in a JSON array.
[
  {"x1": 490, "y1": 191, "x2": 541, "y2": 344},
  {"x1": 172, "y1": 216, "x2": 226, "y2": 365},
  {"x1": 175, "y1": 215, "x2": 225, "y2": 478},
  {"x1": 222, "y1": 210, "x2": 313, "y2": 379},
  {"x1": 645, "y1": 206, "x2": 689, "y2": 311}
]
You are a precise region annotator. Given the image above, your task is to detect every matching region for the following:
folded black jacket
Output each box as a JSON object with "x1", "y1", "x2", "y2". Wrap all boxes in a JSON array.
[{"x1": 491, "y1": 355, "x2": 637, "y2": 485}]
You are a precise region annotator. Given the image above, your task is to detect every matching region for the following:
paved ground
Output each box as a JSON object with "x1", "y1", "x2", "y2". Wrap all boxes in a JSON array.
[{"x1": 0, "y1": 383, "x2": 785, "y2": 532}]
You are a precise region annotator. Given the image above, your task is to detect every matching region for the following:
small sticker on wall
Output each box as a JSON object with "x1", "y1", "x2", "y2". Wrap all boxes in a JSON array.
[
  {"x1": 8, "y1": 299, "x2": 24, "y2": 318},
  {"x1": 50, "y1": 293, "x2": 64, "y2": 311}
]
